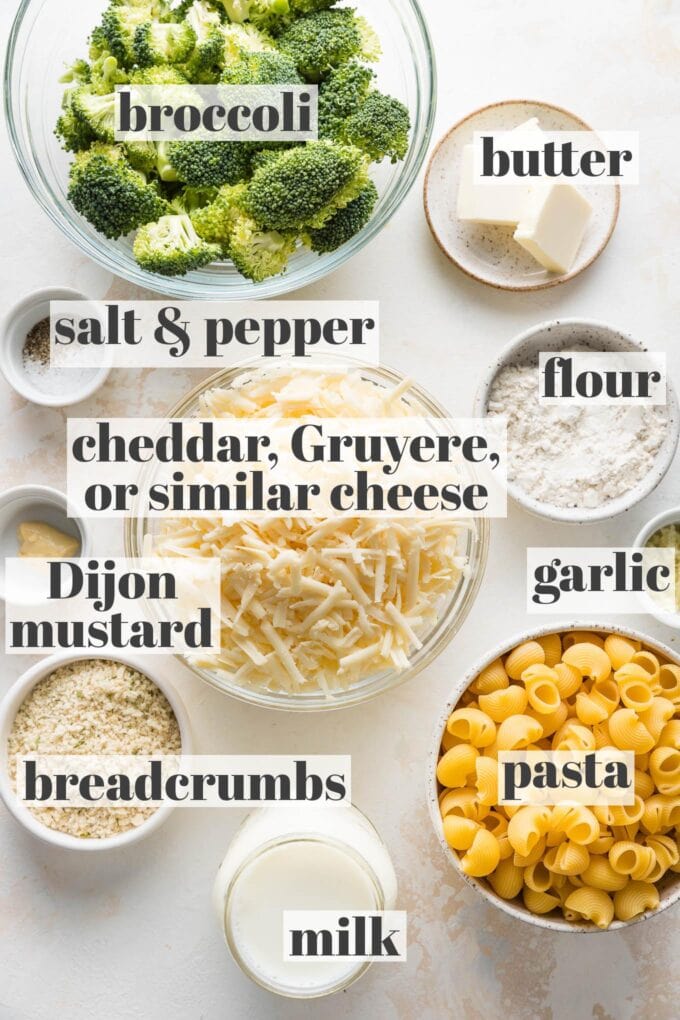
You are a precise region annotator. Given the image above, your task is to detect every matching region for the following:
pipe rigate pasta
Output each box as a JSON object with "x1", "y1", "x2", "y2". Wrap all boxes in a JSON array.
[{"x1": 437, "y1": 630, "x2": 680, "y2": 928}]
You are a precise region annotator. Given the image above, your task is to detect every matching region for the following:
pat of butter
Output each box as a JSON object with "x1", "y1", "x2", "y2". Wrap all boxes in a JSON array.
[
  {"x1": 456, "y1": 118, "x2": 543, "y2": 226},
  {"x1": 17, "y1": 521, "x2": 81, "y2": 558},
  {"x1": 513, "y1": 183, "x2": 592, "y2": 274}
]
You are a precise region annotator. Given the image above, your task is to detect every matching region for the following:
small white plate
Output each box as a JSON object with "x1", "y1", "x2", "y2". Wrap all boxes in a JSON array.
[{"x1": 424, "y1": 100, "x2": 620, "y2": 291}]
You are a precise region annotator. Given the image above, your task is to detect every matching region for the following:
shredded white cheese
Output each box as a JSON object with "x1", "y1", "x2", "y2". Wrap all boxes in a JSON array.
[{"x1": 154, "y1": 369, "x2": 472, "y2": 694}]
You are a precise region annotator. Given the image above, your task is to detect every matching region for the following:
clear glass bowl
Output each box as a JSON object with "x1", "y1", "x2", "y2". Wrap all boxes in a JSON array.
[
  {"x1": 5, "y1": 0, "x2": 436, "y2": 299},
  {"x1": 124, "y1": 361, "x2": 490, "y2": 711}
]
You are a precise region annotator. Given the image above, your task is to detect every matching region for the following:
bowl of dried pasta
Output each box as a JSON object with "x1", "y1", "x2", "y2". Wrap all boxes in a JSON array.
[{"x1": 427, "y1": 623, "x2": 680, "y2": 931}]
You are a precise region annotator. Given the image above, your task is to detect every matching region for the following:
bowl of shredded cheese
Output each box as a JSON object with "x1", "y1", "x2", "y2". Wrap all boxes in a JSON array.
[{"x1": 125, "y1": 362, "x2": 489, "y2": 710}]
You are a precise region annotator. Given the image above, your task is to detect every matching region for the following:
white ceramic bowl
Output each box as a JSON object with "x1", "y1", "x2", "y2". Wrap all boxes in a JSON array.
[
  {"x1": 0, "y1": 484, "x2": 91, "y2": 600},
  {"x1": 634, "y1": 506, "x2": 680, "y2": 630},
  {"x1": 427, "y1": 621, "x2": 680, "y2": 932},
  {"x1": 473, "y1": 318, "x2": 680, "y2": 524},
  {"x1": 0, "y1": 651, "x2": 192, "y2": 851},
  {"x1": 0, "y1": 287, "x2": 111, "y2": 406}
]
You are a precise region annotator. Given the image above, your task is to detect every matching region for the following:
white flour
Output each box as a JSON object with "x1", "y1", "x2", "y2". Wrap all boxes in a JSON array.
[{"x1": 487, "y1": 362, "x2": 669, "y2": 509}]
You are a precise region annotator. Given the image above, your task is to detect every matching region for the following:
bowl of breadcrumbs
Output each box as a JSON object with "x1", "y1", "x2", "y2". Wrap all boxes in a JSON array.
[{"x1": 0, "y1": 653, "x2": 191, "y2": 850}]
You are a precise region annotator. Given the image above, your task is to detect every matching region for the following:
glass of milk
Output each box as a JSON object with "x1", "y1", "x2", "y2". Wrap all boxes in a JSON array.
[{"x1": 213, "y1": 804, "x2": 398, "y2": 998}]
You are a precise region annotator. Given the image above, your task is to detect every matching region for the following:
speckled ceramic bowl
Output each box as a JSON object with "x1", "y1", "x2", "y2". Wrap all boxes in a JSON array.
[
  {"x1": 473, "y1": 318, "x2": 680, "y2": 524},
  {"x1": 634, "y1": 507, "x2": 680, "y2": 630},
  {"x1": 427, "y1": 622, "x2": 680, "y2": 932},
  {"x1": 423, "y1": 99, "x2": 620, "y2": 291}
]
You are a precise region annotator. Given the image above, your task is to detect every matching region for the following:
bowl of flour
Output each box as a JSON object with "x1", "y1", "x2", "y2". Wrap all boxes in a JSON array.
[{"x1": 474, "y1": 319, "x2": 679, "y2": 524}]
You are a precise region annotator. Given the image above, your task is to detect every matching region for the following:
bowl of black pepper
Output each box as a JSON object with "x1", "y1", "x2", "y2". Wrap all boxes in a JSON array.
[{"x1": 0, "y1": 287, "x2": 111, "y2": 407}]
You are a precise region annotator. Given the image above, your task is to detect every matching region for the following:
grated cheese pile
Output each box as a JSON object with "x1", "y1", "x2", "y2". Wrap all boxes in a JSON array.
[
  {"x1": 154, "y1": 369, "x2": 472, "y2": 695},
  {"x1": 8, "y1": 659, "x2": 181, "y2": 839}
]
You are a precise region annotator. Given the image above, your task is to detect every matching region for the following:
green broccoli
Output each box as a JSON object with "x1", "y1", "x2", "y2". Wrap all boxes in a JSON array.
[
  {"x1": 245, "y1": 140, "x2": 369, "y2": 230},
  {"x1": 133, "y1": 21, "x2": 197, "y2": 65},
  {"x1": 190, "y1": 181, "x2": 249, "y2": 247},
  {"x1": 229, "y1": 214, "x2": 297, "y2": 281},
  {"x1": 99, "y1": 1, "x2": 162, "y2": 66},
  {"x1": 56, "y1": 92, "x2": 97, "y2": 152},
  {"x1": 289, "y1": 0, "x2": 337, "y2": 12},
  {"x1": 70, "y1": 88, "x2": 117, "y2": 143},
  {"x1": 317, "y1": 60, "x2": 373, "y2": 138},
  {"x1": 303, "y1": 178, "x2": 376, "y2": 252},
  {"x1": 128, "y1": 65, "x2": 190, "y2": 84},
  {"x1": 219, "y1": 0, "x2": 290, "y2": 34},
  {"x1": 220, "y1": 49, "x2": 301, "y2": 84},
  {"x1": 59, "y1": 59, "x2": 92, "y2": 85},
  {"x1": 133, "y1": 213, "x2": 221, "y2": 273},
  {"x1": 221, "y1": 22, "x2": 276, "y2": 62},
  {"x1": 277, "y1": 8, "x2": 380, "y2": 80},
  {"x1": 68, "y1": 144, "x2": 168, "y2": 238},
  {"x1": 89, "y1": 52, "x2": 129, "y2": 94},
  {"x1": 169, "y1": 185, "x2": 219, "y2": 213},
  {"x1": 181, "y1": 0, "x2": 225, "y2": 81},
  {"x1": 124, "y1": 140, "x2": 159, "y2": 173},
  {"x1": 341, "y1": 90, "x2": 410, "y2": 162},
  {"x1": 162, "y1": 140, "x2": 254, "y2": 186}
]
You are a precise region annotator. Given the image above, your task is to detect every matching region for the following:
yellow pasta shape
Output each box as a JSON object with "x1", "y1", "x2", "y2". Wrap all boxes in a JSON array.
[
  {"x1": 487, "y1": 858, "x2": 524, "y2": 900},
  {"x1": 442, "y1": 815, "x2": 479, "y2": 851},
  {"x1": 441, "y1": 728, "x2": 462, "y2": 752},
  {"x1": 608, "y1": 797, "x2": 645, "y2": 827},
  {"x1": 564, "y1": 887, "x2": 614, "y2": 929},
  {"x1": 523, "y1": 860, "x2": 553, "y2": 892},
  {"x1": 657, "y1": 664, "x2": 680, "y2": 701},
  {"x1": 634, "y1": 768, "x2": 655, "y2": 800},
  {"x1": 604, "y1": 634, "x2": 639, "y2": 670},
  {"x1": 553, "y1": 661, "x2": 583, "y2": 699},
  {"x1": 641, "y1": 794, "x2": 680, "y2": 834},
  {"x1": 611, "y1": 823, "x2": 640, "y2": 842},
  {"x1": 644, "y1": 834, "x2": 679, "y2": 882},
  {"x1": 439, "y1": 787, "x2": 487, "y2": 821},
  {"x1": 609, "y1": 841, "x2": 656, "y2": 880},
  {"x1": 650, "y1": 746, "x2": 680, "y2": 795},
  {"x1": 576, "y1": 682, "x2": 615, "y2": 725},
  {"x1": 527, "y1": 702, "x2": 569, "y2": 739},
  {"x1": 608, "y1": 709, "x2": 655, "y2": 754},
  {"x1": 460, "y1": 827, "x2": 501, "y2": 877},
  {"x1": 562, "y1": 642, "x2": 612, "y2": 683},
  {"x1": 496, "y1": 714, "x2": 544, "y2": 751},
  {"x1": 436, "y1": 744, "x2": 479, "y2": 788},
  {"x1": 630, "y1": 650, "x2": 660, "y2": 684},
  {"x1": 552, "y1": 721, "x2": 596, "y2": 751},
  {"x1": 482, "y1": 810, "x2": 507, "y2": 839},
  {"x1": 507, "y1": 806, "x2": 551, "y2": 856},
  {"x1": 505, "y1": 641, "x2": 545, "y2": 680},
  {"x1": 550, "y1": 805, "x2": 599, "y2": 846},
  {"x1": 581, "y1": 856, "x2": 628, "y2": 892},
  {"x1": 446, "y1": 707, "x2": 497, "y2": 748},
  {"x1": 496, "y1": 834, "x2": 513, "y2": 860},
  {"x1": 639, "y1": 698, "x2": 675, "y2": 742},
  {"x1": 658, "y1": 720, "x2": 680, "y2": 749},
  {"x1": 474, "y1": 756, "x2": 499, "y2": 806},
  {"x1": 525, "y1": 676, "x2": 561, "y2": 715},
  {"x1": 523, "y1": 887, "x2": 561, "y2": 914},
  {"x1": 617, "y1": 676, "x2": 654, "y2": 713},
  {"x1": 544, "y1": 841, "x2": 590, "y2": 876},
  {"x1": 513, "y1": 837, "x2": 546, "y2": 868},
  {"x1": 478, "y1": 685, "x2": 528, "y2": 723},
  {"x1": 587, "y1": 828, "x2": 615, "y2": 855},
  {"x1": 470, "y1": 657, "x2": 509, "y2": 695},
  {"x1": 537, "y1": 633, "x2": 563, "y2": 668},
  {"x1": 592, "y1": 720, "x2": 613, "y2": 749},
  {"x1": 613, "y1": 881, "x2": 659, "y2": 922},
  {"x1": 563, "y1": 631, "x2": 605, "y2": 650}
]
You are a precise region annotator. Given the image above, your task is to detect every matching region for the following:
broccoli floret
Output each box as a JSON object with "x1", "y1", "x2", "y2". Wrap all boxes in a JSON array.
[
  {"x1": 133, "y1": 213, "x2": 221, "y2": 273},
  {"x1": 303, "y1": 178, "x2": 376, "y2": 252},
  {"x1": 133, "y1": 20, "x2": 197, "y2": 65},
  {"x1": 55, "y1": 93, "x2": 97, "y2": 152},
  {"x1": 220, "y1": 22, "x2": 276, "y2": 62},
  {"x1": 288, "y1": 0, "x2": 337, "y2": 11},
  {"x1": 70, "y1": 88, "x2": 117, "y2": 143},
  {"x1": 155, "y1": 140, "x2": 181, "y2": 181},
  {"x1": 163, "y1": 140, "x2": 253, "y2": 186},
  {"x1": 124, "y1": 140, "x2": 159, "y2": 173},
  {"x1": 219, "y1": 0, "x2": 290, "y2": 33},
  {"x1": 180, "y1": 1, "x2": 225, "y2": 81},
  {"x1": 89, "y1": 52, "x2": 129, "y2": 93},
  {"x1": 99, "y1": 2, "x2": 161, "y2": 65},
  {"x1": 277, "y1": 9, "x2": 380, "y2": 80},
  {"x1": 128, "y1": 65, "x2": 189, "y2": 84},
  {"x1": 229, "y1": 214, "x2": 297, "y2": 280},
  {"x1": 68, "y1": 144, "x2": 168, "y2": 238},
  {"x1": 169, "y1": 185, "x2": 219, "y2": 213},
  {"x1": 59, "y1": 59, "x2": 92, "y2": 85},
  {"x1": 317, "y1": 60, "x2": 373, "y2": 138},
  {"x1": 245, "y1": 140, "x2": 368, "y2": 230},
  {"x1": 341, "y1": 91, "x2": 410, "y2": 163},
  {"x1": 220, "y1": 48, "x2": 301, "y2": 83},
  {"x1": 190, "y1": 181, "x2": 248, "y2": 247}
]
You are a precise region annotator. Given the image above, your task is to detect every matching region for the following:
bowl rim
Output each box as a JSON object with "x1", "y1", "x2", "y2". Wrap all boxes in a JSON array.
[
  {"x1": 3, "y1": 0, "x2": 438, "y2": 300},
  {"x1": 0, "y1": 286, "x2": 111, "y2": 407},
  {"x1": 124, "y1": 357, "x2": 491, "y2": 711},
  {"x1": 0, "y1": 483, "x2": 92, "y2": 601},
  {"x1": 0, "y1": 650, "x2": 193, "y2": 851},
  {"x1": 426, "y1": 620, "x2": 680, "y2": 932},
  {"x1": 472, "y1": 316, "x2": 680, "y2": 524},
  {"x1": 423, "y1": 97, "x2": 621, "y2": 292},
  {"x1": 633, "y1": 506, "x2": 680, "y2": 630}
]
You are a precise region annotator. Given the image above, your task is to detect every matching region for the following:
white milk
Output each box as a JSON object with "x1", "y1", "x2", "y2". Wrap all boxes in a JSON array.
[{"x1": 213, "y1": 805, "x2": 398, "y2": 998}]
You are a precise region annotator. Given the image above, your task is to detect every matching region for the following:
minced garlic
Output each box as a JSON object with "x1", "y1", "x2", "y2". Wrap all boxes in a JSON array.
[
  {"x1": 154, "y1": 369, "x2": 471, "y2": 694},
  {"x1": 8, "y1": 659, "x2": 181, "y2": 839},
  {"x1": 647, "y1": 523, "x2": 680, "y2": 611}
]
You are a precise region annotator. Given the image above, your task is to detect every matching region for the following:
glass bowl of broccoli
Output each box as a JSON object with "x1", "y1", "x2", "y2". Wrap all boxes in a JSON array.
[{"x1": 5, "y1": 0, "x2": 436, "y2": 297}]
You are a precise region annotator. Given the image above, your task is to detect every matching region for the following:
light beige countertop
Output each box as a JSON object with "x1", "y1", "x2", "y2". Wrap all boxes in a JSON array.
[{"x1": 1, "y1": 0, "x2": 679, "y2": 1017}]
